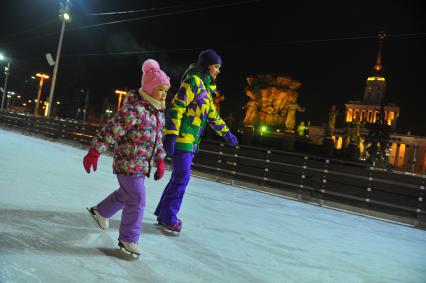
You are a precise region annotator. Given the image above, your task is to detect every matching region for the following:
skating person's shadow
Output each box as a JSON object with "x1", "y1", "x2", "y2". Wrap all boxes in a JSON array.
[
  {"x1": 0, "y1": 207, "x2": 119, "y2": 257},
  {"x1": 97, "y1": 247, "x2": 138, "y2": 261},
  {"x1": 0, "y1": 207, "x2": 182, "y2": 262},
  {"x1": 140, "y1": 215, "x2": 180, "y2": 237},
  {"x1": 140, "y1": 222, "x2": 161, "y2": 234}
]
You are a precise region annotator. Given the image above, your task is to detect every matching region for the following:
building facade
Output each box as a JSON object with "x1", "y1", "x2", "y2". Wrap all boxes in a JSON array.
[{"x1": 309, "y1": 32, "x2": 425, "y2": 174}]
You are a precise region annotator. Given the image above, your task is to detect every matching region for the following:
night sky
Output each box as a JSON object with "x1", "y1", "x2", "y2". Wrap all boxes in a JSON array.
[{"x1": 1, "y1": 0, "x2": 425, "y2": 135}]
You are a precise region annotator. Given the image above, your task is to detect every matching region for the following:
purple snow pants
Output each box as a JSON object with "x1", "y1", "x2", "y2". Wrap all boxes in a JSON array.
[
  {"x1": 97, "y1": 175, "x2": 146, "y2": 243},
  {"x1": 154, "y1": 151, "x2": 194, "y2": 225}
]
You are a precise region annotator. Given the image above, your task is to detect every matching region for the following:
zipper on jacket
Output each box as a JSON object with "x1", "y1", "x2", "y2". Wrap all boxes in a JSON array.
[{"x1": 147, "y1": 110, "x2": 162, "y2": 177}]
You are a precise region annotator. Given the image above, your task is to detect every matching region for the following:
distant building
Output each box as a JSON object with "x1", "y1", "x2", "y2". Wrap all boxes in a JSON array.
[
  {"x1": 344, "y1": 31, "x2": 399, "y2": 129},
  {"x1": 309, "y1": 32, "x2": 426, "y2": 173}
]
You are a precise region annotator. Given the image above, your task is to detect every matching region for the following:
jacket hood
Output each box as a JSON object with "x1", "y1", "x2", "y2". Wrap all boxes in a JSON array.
[
  {"x1": 122, "y1": 89, "x2": 155, "y2": 110},
  {"x1": 182, "y1": 64, "x2": 213, "y2": 85},
  {"x1": 123, "y1": 90, "x2": 142, "y2": 106}
]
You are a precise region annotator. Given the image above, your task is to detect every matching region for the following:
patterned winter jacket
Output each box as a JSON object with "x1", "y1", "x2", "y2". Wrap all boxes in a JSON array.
[
  {"x1": 165, "y1": 70, "x2": 229, "y2": 152},
  {"x1": 91, "y1": 90, "x2": 166, "y2": 177}
]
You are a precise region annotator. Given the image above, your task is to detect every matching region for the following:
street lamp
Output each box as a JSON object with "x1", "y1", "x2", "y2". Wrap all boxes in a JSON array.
[
  {"x1": 6, "y1": 91, "x2": 15, "y2": 109},
  {"x1": 80, "y1": 89, "x2": 89, "y2": 122},
  {"x1": 115, "y1": 90, "x2": 126, "y2": 110},
  {"x1": 105, "y1": 109, "x2": 113, "y2": 120},
  {"x1": 0, "y1": 53, "x2": 11, "y2": 112},
  {"x1": 34, "y1": 73, "x2": 50, "y2": 116},
  {"x1": 46, "y1": 0, "x2": 72, "y2": 118}
]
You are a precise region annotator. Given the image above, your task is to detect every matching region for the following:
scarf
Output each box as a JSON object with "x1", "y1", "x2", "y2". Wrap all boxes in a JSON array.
[{"x1": 139, "y1": 88, "x2": 165, "y2": 110}]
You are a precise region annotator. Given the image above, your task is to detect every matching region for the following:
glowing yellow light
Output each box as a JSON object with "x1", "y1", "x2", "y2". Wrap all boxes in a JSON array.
[
  {"x1": 36, "y1": 73, "x2": 50, "y2": 79},
  {"x1": 367, "y1": 77, "x2": 385, "y2": 81},
  {"x1": 69, "y1": 132, "x2": 94, "y2": 139},
  {"x1": 63, "y1": 13, "x2": 70, "y2": 21},
  {"x1": 44, "y1": 103, "x2": 49, "y2": 116},
  {"x1": 336, "y1": 136, "x2": 343, "y2": 149},
  {"x1": 397, "y1": 144, "x2": 406, "y2": 167},
  {"x1": 346, "y1": 109, "x2": 353, "y2": 122},
  {"x1": 389, "y1": 143, "x2": 397, "y2": 165},
  {"x1": 387, "y1": 111, "x2": 394, "y2": 125},
  {"x1": 115, "y1": 90, "x2": 127, "y2": 110},
  {"x1": 367, "y1": 110, "x2": 373, "y2": 122}
]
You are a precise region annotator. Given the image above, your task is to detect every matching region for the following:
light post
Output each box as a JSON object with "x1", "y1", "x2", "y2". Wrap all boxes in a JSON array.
[
  {"x1": 0, "y1": 53, "x2": 10, "y2": 112},
  {"x1": 81, "y1": 89, "x2": 89, "y2": 122},
  {"x1": 46, "y1": 0, "x2": 71, "y2": 118},
  {"x1": 6, "y1": 91, "x2": 15, "y2": 109},
  {"x1": 34, "y1": 73, "x2": 50, "y2": 116},
  {"x1": 115, "y1": 89, "x2": 126, "y2": 110},
  {"x1": 105, "y1": 109, "x2": 113, "y2": 120}
]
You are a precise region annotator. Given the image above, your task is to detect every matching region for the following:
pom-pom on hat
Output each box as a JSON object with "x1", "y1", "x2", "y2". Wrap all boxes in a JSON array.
[
  {"x1": 198, "y1": 49, "x2": 222, "y2": 69},
  {"x1": 141, "y1": 59, "x2": 171, "y2": 95}
]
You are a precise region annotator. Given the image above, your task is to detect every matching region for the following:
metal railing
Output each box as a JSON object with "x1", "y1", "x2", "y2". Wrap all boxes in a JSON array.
[{"x1": 1, "y1": 111, "x2": 425, "y2": 229}]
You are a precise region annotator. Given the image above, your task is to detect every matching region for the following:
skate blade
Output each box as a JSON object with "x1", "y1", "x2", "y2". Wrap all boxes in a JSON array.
[
  {"x1": 157, "y1": 225, "x2": 180, "y2": 236},
  {"x1": 86, "y1": 207, "x2": 106, "y2": 230},
  {"x1": 118, "y1": 247, "x2": 140, "y2": 260},
  {"x1": 118, "y1": 241, "x2": 141, "y2": 259}
]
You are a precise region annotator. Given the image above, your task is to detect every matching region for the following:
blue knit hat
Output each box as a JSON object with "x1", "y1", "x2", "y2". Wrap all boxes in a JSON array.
[{"x1": 198, "y1": 49, "x2": 222, "y2": 68}]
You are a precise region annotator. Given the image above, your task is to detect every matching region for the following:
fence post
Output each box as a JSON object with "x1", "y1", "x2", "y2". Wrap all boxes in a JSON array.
[
  {"x1": 230, "y1": 145, "x2": 239, "y2": 185},
  {"x1": 415, "y1": 175, "x2": 425, "y2": 228},
  {"x1": 216, "y1": 142, "x2": 224, "y2": 181},
  {"x1": 366, "y1": 165, "x2": 375, "y2": 210},
  {"x1": 319, "y1": 159, "x2": 330, "y2": 206},
  {"x1": 300, "y1": 155, "x2": 309, "y2": 199},
  {"x1": 262, "y1": 149, "x2": 271, "y2": 187}
]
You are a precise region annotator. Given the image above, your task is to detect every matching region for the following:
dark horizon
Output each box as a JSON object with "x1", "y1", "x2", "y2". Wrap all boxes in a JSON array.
[{"x1": 1, "y1": 0, "x2": 425, "y2": 135}]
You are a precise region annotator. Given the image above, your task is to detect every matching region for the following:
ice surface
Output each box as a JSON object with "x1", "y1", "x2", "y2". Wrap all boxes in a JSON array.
[{"x1": 1, "y1": 129, "x2": 425, "y2": 283}]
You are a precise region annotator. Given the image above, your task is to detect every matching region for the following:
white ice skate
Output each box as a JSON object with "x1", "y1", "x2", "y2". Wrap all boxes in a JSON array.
[
  {"x1": 87, "y1": 207, "x2": 109, "y2": 230},
  {"x1": 118, "y1": 240, "x2": 141, "y2": 258}
]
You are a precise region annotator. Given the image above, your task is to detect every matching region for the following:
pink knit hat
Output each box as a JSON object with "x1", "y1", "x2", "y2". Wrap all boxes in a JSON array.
[{"x1": 141, "y1": 59, "x2": 171, "y2": 95}]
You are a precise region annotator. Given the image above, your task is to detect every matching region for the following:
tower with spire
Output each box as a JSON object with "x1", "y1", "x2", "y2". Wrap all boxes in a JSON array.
[
  {"x1": 315, "y1": 32, "x2": 425, "y2": 173},
  {"x1": 363, "y1": 31, "x2": 386, "y2": 104},
  {"x1": 344, "y1": 32, "x2": 399, "y2": 129}
]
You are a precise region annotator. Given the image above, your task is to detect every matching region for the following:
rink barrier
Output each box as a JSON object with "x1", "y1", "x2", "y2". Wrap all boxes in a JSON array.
[{"x1": 1, "y1": 111, "x2": 425, "y2": 229}]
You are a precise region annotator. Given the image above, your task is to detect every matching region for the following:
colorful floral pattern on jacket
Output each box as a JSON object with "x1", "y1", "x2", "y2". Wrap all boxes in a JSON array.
[
  {"x1": 165, "y1": 70, "x2": 229, "y2": 152},
  {"x1": 91, "y1": 90, "x2": 166, "y2": 176}
]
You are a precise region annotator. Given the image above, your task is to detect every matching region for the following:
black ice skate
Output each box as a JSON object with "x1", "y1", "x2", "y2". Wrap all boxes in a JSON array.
[{"x1": 158, "y1": 219, "x2": 182, "y2": 235}]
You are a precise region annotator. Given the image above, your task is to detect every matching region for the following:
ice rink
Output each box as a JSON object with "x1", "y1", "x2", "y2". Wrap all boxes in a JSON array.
[{"x1": 1, "y1": 129, "x2": 425, "y2": 283}]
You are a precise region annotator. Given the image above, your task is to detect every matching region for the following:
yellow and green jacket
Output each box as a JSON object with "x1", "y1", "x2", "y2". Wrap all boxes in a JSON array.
[{"x1": 165, "y1": 70, "x2": 229, "y2": 152}]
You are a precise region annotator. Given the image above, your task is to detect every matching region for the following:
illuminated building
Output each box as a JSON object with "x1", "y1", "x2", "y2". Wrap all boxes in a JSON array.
[
  {"x1": 344, "y1": 32, "x2": 399, "y2": 128},
  {"x1": 308, "y1": 32, "x2": 426, "y2": 173}
]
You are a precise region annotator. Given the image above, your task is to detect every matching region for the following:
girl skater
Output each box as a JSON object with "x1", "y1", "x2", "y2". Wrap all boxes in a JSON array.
[
  {"x1": 83, "y1": 59, "x2": 170, "y2": 257},
  {"x1": 155, "y1": 49, "x2": 238, "y2": 234}
]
